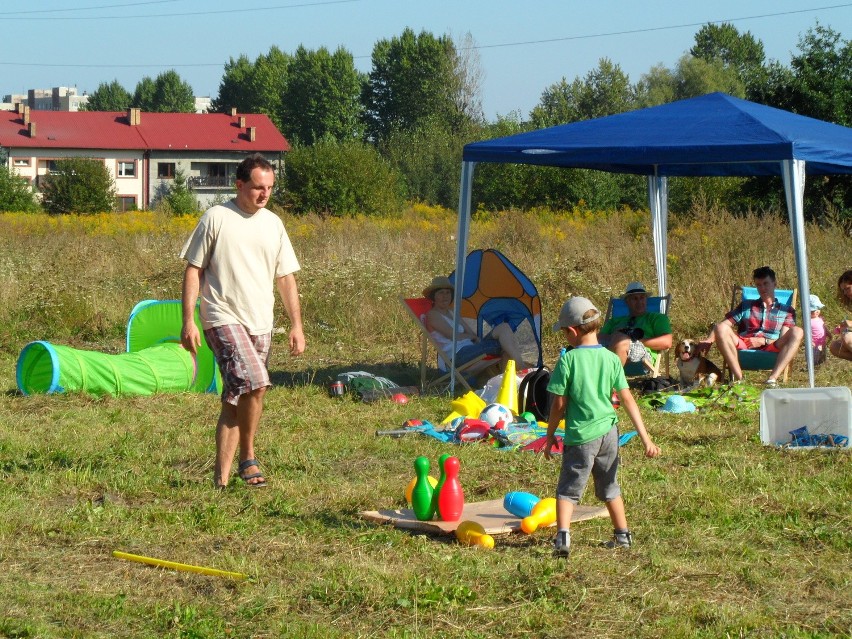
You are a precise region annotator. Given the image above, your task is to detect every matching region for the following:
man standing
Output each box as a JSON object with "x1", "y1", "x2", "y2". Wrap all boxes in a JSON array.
[
  {"x1": 180, "y1": 154, "x2": 305, "y2": 488},
  {"x1": 599, "y1": 282, "x2": 673, "y2": 374},
  {"x1": 700, "y1": 266, "x2": 802, "y2": 386}
]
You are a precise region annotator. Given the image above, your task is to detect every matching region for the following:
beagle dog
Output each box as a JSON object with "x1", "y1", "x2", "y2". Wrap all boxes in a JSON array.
[{"x1": 675, "y1": 338, "x2": 723, "y2": 387}]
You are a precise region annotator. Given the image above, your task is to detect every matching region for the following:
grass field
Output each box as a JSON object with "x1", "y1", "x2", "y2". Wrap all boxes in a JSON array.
[{"x1": 0, "y1": 206, "x2": 850, "y2": 638}]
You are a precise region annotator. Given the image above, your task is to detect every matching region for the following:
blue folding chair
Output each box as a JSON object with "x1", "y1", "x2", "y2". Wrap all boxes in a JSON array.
[{"x1": 723, "y1": 285, "x2": 798, "y2": 382}]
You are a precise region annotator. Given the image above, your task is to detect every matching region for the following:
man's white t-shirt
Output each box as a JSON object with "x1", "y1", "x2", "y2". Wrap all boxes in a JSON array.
[{"x1": 180, "y1": 200, "x2": 300, "y2": 335}]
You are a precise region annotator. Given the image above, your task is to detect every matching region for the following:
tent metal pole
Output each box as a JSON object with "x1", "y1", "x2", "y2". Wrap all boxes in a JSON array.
[
  {"x1": 451, "y1": 161, "x2": 476, "y2": 394},
  {"x1": 647, "y1": 172, "x2": 669, "y2": 303},
  {"x1": 781, "y1": 159, "x2": 815, "y2": 388}
]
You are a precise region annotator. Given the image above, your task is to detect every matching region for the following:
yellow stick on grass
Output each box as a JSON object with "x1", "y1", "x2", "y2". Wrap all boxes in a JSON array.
[{"x1": 112, "y1": 550, "x2": 247, "y2": 580}]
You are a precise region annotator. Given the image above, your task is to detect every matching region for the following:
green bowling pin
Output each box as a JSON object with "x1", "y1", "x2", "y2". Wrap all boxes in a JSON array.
[{"x1": 411, "y1": 456, "x2": 435, "y2": 521}]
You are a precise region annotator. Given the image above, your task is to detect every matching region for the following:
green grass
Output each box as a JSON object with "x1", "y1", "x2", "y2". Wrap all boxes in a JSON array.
[{"x1": 0, "y1": 206, "x2": 850, "y2": 637}]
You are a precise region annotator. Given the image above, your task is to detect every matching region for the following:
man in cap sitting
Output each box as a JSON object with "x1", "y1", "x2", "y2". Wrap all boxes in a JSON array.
[{"x1": 598, "y1": 281, "x2": 672, "y2": 375}]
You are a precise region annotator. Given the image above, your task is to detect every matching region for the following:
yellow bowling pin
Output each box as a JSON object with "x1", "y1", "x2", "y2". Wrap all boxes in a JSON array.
[
  {"x1": 455, "y1": 521, "x2": 495, "y2": 549},
  {"x1": 520, "y1": 497, "x2": 556, "y2": 534}
]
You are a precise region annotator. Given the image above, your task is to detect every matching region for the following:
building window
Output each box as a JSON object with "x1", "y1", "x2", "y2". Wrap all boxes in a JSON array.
[
  {"x1": 38, "y1": 159, "x2": 58, "y2": 172},
  {"x1": 158, "y1": 162, "x2": 176, "y2": 179},
  {"x1": 12, "y1": 158, "x2": 30, "y2": 167},
  {"x1": 117, "y1": 160, "x2": 136, "y2": 178},
  {"x1": 116, "y1": 196, "x2": 137, "y2": 212}
]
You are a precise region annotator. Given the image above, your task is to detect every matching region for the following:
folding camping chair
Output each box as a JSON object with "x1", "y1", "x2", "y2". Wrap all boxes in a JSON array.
[
  {"x1": 399, "y1": 297, "x2": 498, "y2": 394},
  {"x1": 721, "y1": 285, "x2": 797, "y2": 383},
  {"x1": 603, "y1": 294, "x2": 672, "y2": 378}
]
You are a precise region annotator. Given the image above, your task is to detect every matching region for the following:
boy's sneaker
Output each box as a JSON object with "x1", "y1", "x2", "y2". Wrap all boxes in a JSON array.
[
  {"x1": 602, "y1": 530, "x2": 633, "y2": 549},
  {"x1": 552, "y1": 530, "x2": 571, "y2": 558}
]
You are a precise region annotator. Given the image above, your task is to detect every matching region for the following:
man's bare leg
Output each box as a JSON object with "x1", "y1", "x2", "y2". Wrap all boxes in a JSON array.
[
  {"x1": 713, "y1": 322, "x2": 742, "y2": 381},
  {"x1": 767, "y1": 326, "x2": 803, "y2": 381},
  {"x1": 214, "y1": 386, "x2": 267, "y2": 487}
]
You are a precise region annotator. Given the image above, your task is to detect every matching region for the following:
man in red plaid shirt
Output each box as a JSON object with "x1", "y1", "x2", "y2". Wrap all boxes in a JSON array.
[{"x1": 699, "y1": 266, "x2": 803, "y2": 387}]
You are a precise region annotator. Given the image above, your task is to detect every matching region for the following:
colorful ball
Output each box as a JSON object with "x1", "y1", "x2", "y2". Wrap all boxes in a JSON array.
[
  {"x1": 479, "y1": 403, "x2": 513, "y2": 428},
  {"x1": 405, "y1": 475, "x2": 438, "y2": 504}
]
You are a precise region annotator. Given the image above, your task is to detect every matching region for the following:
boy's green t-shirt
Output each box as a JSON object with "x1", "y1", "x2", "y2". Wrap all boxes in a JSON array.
[{"x1": 546, "y1": 345, "x2": 628, "y2": 446}]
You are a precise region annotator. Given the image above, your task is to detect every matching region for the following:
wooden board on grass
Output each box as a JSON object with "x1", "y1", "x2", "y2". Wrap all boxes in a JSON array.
[{"x1": 359, "y1": 498, "x2": 608, "y2": 536}]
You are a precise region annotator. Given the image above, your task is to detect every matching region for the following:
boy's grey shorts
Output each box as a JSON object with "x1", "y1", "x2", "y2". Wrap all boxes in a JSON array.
[{"x1": 556, "y1": 425, "x2": 621, "y2": 504}]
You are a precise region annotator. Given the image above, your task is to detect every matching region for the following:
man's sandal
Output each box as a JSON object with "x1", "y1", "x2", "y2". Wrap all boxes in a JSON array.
[{"x1": 238, "y1": 459, "x2": 268, "y2": 488}]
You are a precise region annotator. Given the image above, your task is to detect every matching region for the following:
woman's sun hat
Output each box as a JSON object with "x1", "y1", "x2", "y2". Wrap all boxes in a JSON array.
[{"x1": 422, "y1": 276, "x2": 454, "y2": 298}]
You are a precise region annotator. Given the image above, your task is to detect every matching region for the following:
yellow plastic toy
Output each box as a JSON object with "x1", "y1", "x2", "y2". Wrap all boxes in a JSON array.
[
  {"x1": 455, "y1": 521, "x2": 495, "y2": 549},
  {"x1": 520, "y1": 497, "x2": 557, "y2": 534}
]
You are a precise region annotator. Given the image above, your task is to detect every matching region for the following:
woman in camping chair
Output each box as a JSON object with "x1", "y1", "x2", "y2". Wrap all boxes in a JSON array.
[{"x1": 423, "y1": 276, "x2": 530, "y2": 371}]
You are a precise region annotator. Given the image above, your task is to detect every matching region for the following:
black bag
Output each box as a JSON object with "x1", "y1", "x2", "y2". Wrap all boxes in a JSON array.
[{"x1": 517, "y1": 366, "x2": 551, "y2": 421}]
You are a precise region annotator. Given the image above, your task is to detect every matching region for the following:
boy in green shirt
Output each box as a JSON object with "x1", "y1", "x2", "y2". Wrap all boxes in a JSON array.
[{"x1": 544, "y1": 296, "x2": 661, "y2": 558}]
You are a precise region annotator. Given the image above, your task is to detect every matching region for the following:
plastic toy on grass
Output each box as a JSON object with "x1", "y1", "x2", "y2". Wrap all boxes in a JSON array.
[
  {"x1": 411, "y1": 456, "x2": 436, "y2": 521},
  {"x1": 520, "y1": 497, "x2": 557, "y2": 534},
  {"x1": 503, "y1": 491, "x2": 540, "y2": 518},
  {"x1": 455, "y1": 521, "x2": 495, "y2": 549},
  {"x1": 405, "y1": 474, "x2": 437, "y2": 504},
  {"x1": 436, "y1": 456, "x2": 464, "y2": 521},
  {"x1": 479, "y1": 403, "x2": 513, "y2": 428},
  {"x1": 495, "y1": 359, "x2": 519, "y2": 414}
]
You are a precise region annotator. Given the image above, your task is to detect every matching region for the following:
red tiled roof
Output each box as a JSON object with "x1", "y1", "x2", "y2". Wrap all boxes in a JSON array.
[{"x1": 0, "y1": 110, "x2": 289, "y2": 152}]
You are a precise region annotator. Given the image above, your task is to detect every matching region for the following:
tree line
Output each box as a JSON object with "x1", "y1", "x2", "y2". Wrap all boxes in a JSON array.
[{"x1": 2, "y1": 22, "x2": 851, "y2": 225}]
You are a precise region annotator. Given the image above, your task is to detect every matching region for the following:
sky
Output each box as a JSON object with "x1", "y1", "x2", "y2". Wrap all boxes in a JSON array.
[{"x1": 3, "y1": 0, "x2": 852, "y2": 120}]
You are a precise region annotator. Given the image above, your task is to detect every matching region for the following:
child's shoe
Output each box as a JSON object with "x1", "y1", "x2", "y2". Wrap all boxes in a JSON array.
[
  {"x1": 552, "y1": 529, "x2": 571, "y2": 558},
  {"x1": 602, "y1": 529, "x2": 633, "y2": 549}
]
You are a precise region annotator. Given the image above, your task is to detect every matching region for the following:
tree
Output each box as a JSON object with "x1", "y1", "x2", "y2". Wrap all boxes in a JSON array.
[
  {"x1": 211, "y1": 47, "x2": 290, "y2": 127},
  {"x1": 40, "y1": 158, "x2": 117, "y2": 214},
  {"x1": 132, "y1": 71, "x2": 194, "y2": 112},
  {"x1": 0, "y1": 165, "x2": 39, "y2": 212},
  {"x1": 530, "y1": 58, "x2": 635, "y2": 127},
  {"x1": 691, "y1": 23, "x2": 765, "y2": 77},
  {"x1": 151, "y1": 69, "x2": 195, "y2": 113},
  {"x1": 83, "y1": 80, "x2": 132, "y2": 111},
  {"x1": 280, "y1": 45, "x2": 365, "y2": 145},
  {"x1": 788, "y1": 23, "x2": 852, "y2": 126},
  {"x1": 281, "y1": 138, "x2": 403, "y2": 216},
  {"x1": 132, "y1": 76, "x2": 156, "y2": 111},
  {"x1": 363, "y1": 28, "x2": 472, "y2": 141},
  {"x1": 163, "y1": 168, "x2": 198, "y2": 215}
]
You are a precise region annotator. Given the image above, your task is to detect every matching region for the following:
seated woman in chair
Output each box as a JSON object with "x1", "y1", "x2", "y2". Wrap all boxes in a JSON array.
[{"x1": 422, "y1": 276, "x2": 531, "y2": 371}]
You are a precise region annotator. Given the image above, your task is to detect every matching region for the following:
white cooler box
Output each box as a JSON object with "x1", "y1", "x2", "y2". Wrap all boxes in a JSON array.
[{"x1": 759, "y1": 386, "x2": 851, "y2": 448}]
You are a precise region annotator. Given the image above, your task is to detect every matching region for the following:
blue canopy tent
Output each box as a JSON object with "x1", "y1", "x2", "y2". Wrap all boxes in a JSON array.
[{"x1": 452, "y1": 92, "x2": 852, "y2": 390}]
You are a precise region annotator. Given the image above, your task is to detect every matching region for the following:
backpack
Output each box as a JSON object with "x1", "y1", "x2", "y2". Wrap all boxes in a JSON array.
[
  {"x1": 335, "y1": 371, "x2": 398, "y2": 395},
  {"x1": 517, "y1": 366, "x2": 551, "y2": 421}
]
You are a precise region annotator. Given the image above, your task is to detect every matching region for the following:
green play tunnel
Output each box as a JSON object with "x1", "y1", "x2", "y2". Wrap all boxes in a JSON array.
[
  {"x1": 16, "y1": 299, "x2": 221, "y2": 397},
  {"x1": 16, "y1": 341, "x2": 195, "y2": 396}
]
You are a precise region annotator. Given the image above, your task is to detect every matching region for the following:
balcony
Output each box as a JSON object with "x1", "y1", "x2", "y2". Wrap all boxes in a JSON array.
[{"x1": 188, "y1": 175, "x2": 232, "y2": 189}]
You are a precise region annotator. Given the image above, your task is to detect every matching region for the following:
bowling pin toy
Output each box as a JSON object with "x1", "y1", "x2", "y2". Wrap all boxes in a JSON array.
[
  {"x1": 520, "y1": 497, "x2": 556, "y2": 534},
  {"x1": 437, "y1": 456, "x2": 465, "y2": 522},
  {"x1": 430, "y1": 453, "x2": 451, "y2": 518},
  {"x1": 503, "y1": 491, "x2": 541, "y2": 519},
  {"x1": 455, "y1": 521, "x2": 494, "y2": 549},
  {"x1": 411, "y1": 456, "x2": 436, "y2": 521}
]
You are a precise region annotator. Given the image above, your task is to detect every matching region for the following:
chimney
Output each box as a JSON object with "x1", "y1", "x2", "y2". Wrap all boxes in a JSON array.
[
  {"x1": 23, "y1": 106, "x2": 30, "y2": 125},
  {"x1": 248, "y1": 126, "x2": 256, "y2": 142},
  {"x1": 230, "y1": 107, "x2": 238, "y2": 117},
  {"x1": 239, "y1": 116, "x2": 246, "y2": 128},
  {"x1": 15, "y1": 102, "x2": 23, "y2": 114},
  {"x1": 127, "y1": 107, "x2": 141, "y2": 126},
  {"x1": 28, "y1": 121, "x2": 36, "y2": 138}
]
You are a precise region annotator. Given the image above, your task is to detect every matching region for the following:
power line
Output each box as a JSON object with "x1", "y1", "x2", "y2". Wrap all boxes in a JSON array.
[
  {"x1": 4, "y1": 0, "x2": 186, "y2": 16},
  {"x1": 0, "y1": 2, "x2": 849, "y2": 70},
  {"x1": 0, "y1": 0, "x2": 361, "y2": 20},
  {"x1": 469, "y1": 3, "x2": 852, "y2": 51}
]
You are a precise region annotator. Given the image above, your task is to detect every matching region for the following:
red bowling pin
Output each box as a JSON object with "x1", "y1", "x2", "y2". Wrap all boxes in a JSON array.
[{"x1": 437, "y1": 456, "x2": 465, "y2": 521}]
